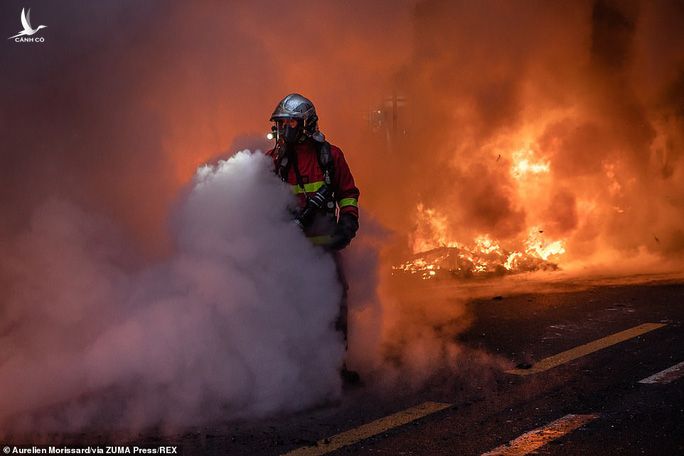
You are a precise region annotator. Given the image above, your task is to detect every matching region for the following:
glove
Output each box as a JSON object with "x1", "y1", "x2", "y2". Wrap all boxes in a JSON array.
[{"x1": 328, "y1": 213, "x2": 359, "y2": 251}]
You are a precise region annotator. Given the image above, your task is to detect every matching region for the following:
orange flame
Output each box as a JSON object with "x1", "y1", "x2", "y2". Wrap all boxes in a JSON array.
[
  {"x1": 395, "y1": 203, "x2": 566, "y2": 280},
  {"x1": 511, "y1": 147, "x2": 550, "y2": 180}
]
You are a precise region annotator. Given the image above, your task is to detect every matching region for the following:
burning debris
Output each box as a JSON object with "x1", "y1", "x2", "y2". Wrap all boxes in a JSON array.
[
  {"x1": 395, "y1": 205, "x2": 565, "y2": 280},
  {"x1": 392, "y1": 136, "x2": 567, "y2": 281},
  {"x1": 393, "y1": 236, "x2": 562, "y2": 280}
]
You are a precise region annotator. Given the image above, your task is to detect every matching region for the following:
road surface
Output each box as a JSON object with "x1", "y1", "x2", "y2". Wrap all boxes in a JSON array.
[{"x1": 7, "y1": 276, "x2": 684, "y2": 455}]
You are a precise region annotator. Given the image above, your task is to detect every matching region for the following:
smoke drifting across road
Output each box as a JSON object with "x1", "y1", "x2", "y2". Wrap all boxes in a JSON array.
[{"x1": 0, "y1": 152, "x2": 344, "y2": 432}]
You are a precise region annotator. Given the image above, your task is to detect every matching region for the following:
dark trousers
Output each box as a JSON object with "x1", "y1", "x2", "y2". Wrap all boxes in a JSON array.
[{"x1": 332, "y1": 252, "x2": 349, "y2": 346}]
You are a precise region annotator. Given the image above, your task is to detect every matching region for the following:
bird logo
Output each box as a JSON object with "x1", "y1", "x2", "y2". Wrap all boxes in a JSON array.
[{"x1": 9, "y1": 8, "x2": 47, "y2": 40}]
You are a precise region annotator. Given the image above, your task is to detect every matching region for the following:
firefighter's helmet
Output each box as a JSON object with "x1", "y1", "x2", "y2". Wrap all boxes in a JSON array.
[{"x1": 270, "y1": 93, "x2": 320, "y2": 144}]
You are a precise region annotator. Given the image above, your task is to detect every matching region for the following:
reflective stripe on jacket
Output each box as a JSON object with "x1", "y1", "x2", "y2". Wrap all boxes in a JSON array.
[{"x1": 266, "y1": 140, "x2": 360, "y2": 222}]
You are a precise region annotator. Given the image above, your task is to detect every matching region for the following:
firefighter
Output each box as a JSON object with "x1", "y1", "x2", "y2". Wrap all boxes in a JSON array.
[{"x1": 266, "y1": 93, "x2": 360, "y2": 382}]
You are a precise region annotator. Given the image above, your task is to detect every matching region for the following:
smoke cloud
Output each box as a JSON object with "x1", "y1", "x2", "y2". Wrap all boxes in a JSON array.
[
  {"x1": 0, "y1": 152, "x2": 344, "y2": 432},
  {"x1": 370, "y1": 0, "x2": 684, "y2": 270},
  {"x1": 1, "y1": 0, "x2": 682, "y2": 260}
]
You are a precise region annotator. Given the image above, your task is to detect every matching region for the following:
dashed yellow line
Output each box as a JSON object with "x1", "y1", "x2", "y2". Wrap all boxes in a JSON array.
[
  {"x1": 281, "y1": 401, "x2": 452, "y2": 456},
  {"x1": 506, "y1": 322, "x2": 667, "y2": 376},
  {"x1": 481, "y1": 413, "x2": 599, "y2": 455}
]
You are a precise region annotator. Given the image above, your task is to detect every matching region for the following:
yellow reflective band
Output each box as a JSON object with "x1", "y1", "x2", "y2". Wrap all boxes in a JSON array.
[
  {"x1": 308, "y1": 235, "x2": 333, "y2": 246},
  {"x1": 292, "y1": 181, "x2": 325, "y2": 194},
  {"x1": 339, "y1": 198, "x2": 358, "y2": 208}
]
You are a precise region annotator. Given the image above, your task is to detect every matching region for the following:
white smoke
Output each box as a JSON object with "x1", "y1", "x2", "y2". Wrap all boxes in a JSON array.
[{"x1": 0, "y1": 151, "x2": 345, "y2": 433}]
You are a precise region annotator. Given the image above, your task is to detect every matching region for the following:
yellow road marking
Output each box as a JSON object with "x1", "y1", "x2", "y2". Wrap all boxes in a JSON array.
[
  {"x1": 481, "y1": 413, "x2": 599, "y2": 456},
  {"x1": 639, "y1": 360, "x2": 684, "y2": 384},
  {"x1": 506, "y1": 322, "x2": 666, "y2": 376},
  {"x1": 281, "y1": 401, "x2": 452, "y2": 456}
]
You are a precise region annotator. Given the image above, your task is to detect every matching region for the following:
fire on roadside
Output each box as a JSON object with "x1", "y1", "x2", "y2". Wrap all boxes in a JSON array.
[
  {"x1": 393, "y1": 146, "x2": 567, "y2": 280},
  {"x1": 393, "y1": 225, "x2": 566, "y2": 280}
]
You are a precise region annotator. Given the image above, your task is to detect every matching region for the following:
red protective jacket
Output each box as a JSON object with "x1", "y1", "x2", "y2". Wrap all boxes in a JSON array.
[{"x1": 266, "y1": 139, "x2": 359, "y2": 237}]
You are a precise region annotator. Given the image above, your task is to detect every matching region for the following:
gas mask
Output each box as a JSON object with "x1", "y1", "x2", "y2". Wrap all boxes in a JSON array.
[{"x1": 276, "y1": 118, "x2": 303, "y2": 145}]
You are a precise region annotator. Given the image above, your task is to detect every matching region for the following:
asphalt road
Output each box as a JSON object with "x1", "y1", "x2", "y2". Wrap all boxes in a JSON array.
[
  {"x1": 8, "y1": 276, "x2": 684, "y2": 455},
  {"x1": 171, "y1": 277, "x2": 684, "y2": 456}
]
